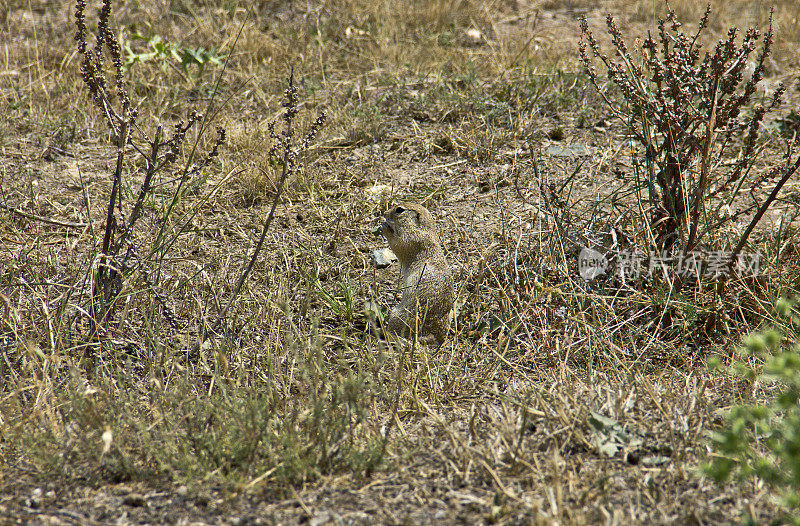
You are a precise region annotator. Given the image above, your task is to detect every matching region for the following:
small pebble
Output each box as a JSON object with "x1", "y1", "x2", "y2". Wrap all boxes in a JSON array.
[{"x1": 371, "y1": 248, "x2": 397, "y2": 268}]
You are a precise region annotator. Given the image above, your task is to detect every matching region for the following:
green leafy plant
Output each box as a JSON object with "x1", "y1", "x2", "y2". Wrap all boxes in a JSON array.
[
  {"x1": 123, "y1": 28, "x2": 224, "y2": 79},
  {"x1": 123, "y1": 32, "x2": 176, "y2": 72},
  {"x1": 706, "y1": 298, "x2": 800, "y2": 522},
  {"x1": 176, "y1": 46, "x2": 223, "y2": 78}
]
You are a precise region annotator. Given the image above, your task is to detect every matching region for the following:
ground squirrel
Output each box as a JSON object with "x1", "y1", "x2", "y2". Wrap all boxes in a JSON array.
[{"x1": 374, "y1": 202, "x2": 455, "y2": 345}]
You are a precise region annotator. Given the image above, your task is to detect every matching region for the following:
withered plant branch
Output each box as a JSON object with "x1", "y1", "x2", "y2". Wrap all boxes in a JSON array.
[
  {"x1": 0, "y1": 201, "x2": 87, "y2": 229},
  {"x1": 730, "y1": 142, "x2": 800, "y2": 266},
  {"x1": 686, "y1": 76, "x2": 719, "y2": 251},
  {"x1": 75, "y1": 0, "x2": 228, "y2": 334},
  {"x1": 127, "y1": 126, "x2": 162, "y2": 234},
  {"x1": 94, "y1": 81, "x2": 131, "y2": 315},
  {"x1": 214, "y1": 68, "x2": 325, "y2": 334},
  {"x1": 706, "y1": 139, "x2": 800, "y2": 333},
  {"x1": 113, "y1": 223, "x2": 182, "y2": 331}
]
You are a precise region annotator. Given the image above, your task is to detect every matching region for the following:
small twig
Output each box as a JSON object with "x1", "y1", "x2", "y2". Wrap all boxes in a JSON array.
[
  {"x1": 0, "y1": 201, "x2": 87, "y2": 229},
  {"x1": 729, "y1": 147, "x2": 800, "y2": 265}
]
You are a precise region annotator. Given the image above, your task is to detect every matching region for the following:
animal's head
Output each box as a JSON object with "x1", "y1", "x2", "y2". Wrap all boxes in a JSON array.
[{"x1": 374, "y1": 202, "x2": 438, "y2": 258}]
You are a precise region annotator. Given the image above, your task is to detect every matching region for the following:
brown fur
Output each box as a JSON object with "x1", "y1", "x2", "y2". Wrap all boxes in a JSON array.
[{"x1": 376, "y1": 203, "x2": 454, "y2": 345}]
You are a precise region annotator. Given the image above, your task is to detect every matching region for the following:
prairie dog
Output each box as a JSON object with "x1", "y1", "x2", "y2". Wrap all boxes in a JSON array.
[{"x1": 375, "y1": 203, "x2": 454, "y2": 345}]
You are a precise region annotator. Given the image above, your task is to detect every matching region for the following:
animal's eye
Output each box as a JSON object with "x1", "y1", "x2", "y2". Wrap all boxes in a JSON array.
[{"x1": 394, "y1": 206, "x2": 406, "y2": 214}]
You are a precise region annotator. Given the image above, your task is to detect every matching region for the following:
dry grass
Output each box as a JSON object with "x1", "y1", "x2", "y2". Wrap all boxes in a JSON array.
[{"x1": 2, "y1": 0, "x2": 800, "y2": 523}]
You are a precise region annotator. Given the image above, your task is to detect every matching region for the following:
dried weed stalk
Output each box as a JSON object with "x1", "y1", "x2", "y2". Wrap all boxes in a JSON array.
[
  {"x1": 215, "y1": 68, "x2": 325, "y2": 333},
  {"x1": 580, "y1": 5, "x2": 800, "y2": 256},
  {"x1": 75, "y1": 0, "x2": 225, "y2": 334}
]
